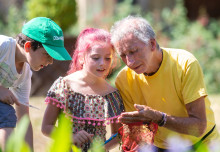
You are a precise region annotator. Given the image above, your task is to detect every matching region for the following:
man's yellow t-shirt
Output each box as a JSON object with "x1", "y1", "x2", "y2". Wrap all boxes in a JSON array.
[{"x1": 115, "y1": 48, "x2": 217, "y2": 149}]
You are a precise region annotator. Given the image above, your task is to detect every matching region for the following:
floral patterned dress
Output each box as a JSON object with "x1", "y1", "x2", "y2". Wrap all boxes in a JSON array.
[{"x1": 45, "y1": 77, "x2": 124, "y2": 151}]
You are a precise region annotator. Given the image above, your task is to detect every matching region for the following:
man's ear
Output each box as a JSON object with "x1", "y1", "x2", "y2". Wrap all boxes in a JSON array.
[
  {"x1": 150, "y1": 39, "x2": 157, "y2": 51},
  {"x1": 24, "y1": 41, "x2": 32, "y2": 52}
]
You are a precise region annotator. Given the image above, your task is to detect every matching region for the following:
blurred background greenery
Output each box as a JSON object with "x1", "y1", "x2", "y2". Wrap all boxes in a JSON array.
[{"x1": 0, "y1": 0, "x2": 220, "y2": 94}]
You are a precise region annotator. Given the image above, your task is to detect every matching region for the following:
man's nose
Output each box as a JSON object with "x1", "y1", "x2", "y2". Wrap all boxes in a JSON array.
[{"x1": 126, "y1": 55, "x2": 135, "y2": 66}]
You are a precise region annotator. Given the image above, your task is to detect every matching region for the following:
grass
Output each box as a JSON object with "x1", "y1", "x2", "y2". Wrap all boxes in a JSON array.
[{"x1": 29, "y1": 95, "x2": 220, "y2": 152}]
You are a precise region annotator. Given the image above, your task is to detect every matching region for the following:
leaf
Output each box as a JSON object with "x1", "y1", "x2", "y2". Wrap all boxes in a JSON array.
[
  {"x1": 48, "y1": 113, "x2": 72, "y2": 152},
  {"x1": 5, "y1": 115, "x2": 31, "y2": 152},
  {"x1": 88, "y1": 138, "x2": 105, "y2": 152}
]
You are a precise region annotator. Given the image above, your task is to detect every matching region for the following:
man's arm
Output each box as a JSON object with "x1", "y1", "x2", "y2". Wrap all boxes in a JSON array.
[
  {"x1": 118, "y1": 96, "x2": 207, "y2": 137},
  {"x1": 15, "y1": 104, "x2": 33, "y2": 149},
  {"x1": 164, "y1": 97, "x2": 207, "y2": 137}
]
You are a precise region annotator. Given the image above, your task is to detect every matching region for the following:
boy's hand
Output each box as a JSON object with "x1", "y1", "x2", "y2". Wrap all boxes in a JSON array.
[
  {"x1": 72, "y1": 130, "x2": 94, "y2": 148},
  {"x1": 0, "y1": 86, "x2": 20, "y2": 105}
]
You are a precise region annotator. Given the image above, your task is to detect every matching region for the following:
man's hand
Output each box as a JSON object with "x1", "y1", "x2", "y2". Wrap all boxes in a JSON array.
[
  {"x1": 0, "y1": 86, "x2": 20, "y2": 105},
  {"x1": 72, "y1": 130, "x2": 94, "y2": 148},
  {"x1": 118, "y1": 104, "x2": 159, "y2": 124}
]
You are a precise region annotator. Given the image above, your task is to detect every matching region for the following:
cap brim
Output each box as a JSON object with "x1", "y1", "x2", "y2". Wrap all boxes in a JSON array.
[{"x1": 42, "y1": 44, "x2": 72, "y2": 61}]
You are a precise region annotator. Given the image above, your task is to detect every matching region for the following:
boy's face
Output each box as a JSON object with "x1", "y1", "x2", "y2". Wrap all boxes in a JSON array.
[
  {"x1": 27, "y1": 47, "x2": 53, "y2": 71},
  {"x1": 83, "y1": 44, "x2": 113, "y2": 78}
]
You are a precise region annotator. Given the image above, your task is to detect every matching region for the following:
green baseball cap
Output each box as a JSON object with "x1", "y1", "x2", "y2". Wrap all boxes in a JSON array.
[{"x1": 22, "y1": 17, "x2": 72, "y2": 61}]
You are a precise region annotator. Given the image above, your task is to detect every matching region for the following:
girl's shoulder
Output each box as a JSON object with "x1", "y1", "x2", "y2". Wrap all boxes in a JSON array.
[
  {"x1": 63, "y1": 72, "x2": 84, "y2": 84},
  {"x1": 48, "y1": 76, "x2": 68, "y2": 93},
  {"x1": 63, "y1": 72, "x2": 80, "y2": 81},
  {"x1": 104, "y1": 79, "x2": 119, "y2": 90},
  {"x1": 104, "y1": 83, "x2": 118, "y2": 94}
]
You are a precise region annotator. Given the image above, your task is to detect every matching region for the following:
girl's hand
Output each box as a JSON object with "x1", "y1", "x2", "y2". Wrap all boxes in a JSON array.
[{"x1": 73, "y1": 130, "x2": 94, "y2": 147}]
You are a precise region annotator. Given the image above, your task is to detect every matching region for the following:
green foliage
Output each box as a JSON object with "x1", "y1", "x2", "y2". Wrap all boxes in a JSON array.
[
  {"x1": 48, "y1": 113, "x2": 72, "y2": 152},
  {"x1": 113, "y1": 0, "x2": 141, "y2": 21},
  {"x1": 196, "y1": 143, "x2": 209, "y2": 152},
  {"x1": 4, "y1": 112, "x2": 218, "y2": 152},
  {"x1": 0, "y1": 0, "x2": 78, "y2": 36},
  {"x1": 5, "y1": 115, "x2": 31, "y2": 152},
  {"x1": 71, "y1": 145, "x2": 82, "y2": 152},
  {"x1": 148, "y1": 0, "x2": 220, "y2": 93},
  {"x1": 4, "y1": 113, "x2": 105, "y2": 152},
  {"x1": 26, "y1": 0, "x2": 77, "y2": 32},
  {"x1": 150, "y1": 0, "x2": 188, "y2": 40},
  {"x1": 0, "y1": 5, "x2": 26, "y2": 36},
  {"x1": 88, "y1": 138, "x2": 105, "y2": 152},
  {"x1": 48, "y1": 114, "x2": 105, "y2": 152}
]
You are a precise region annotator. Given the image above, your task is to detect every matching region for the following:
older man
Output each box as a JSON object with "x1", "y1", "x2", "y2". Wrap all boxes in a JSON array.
[{"x1": 110, "y1": 16, "x2": 219, "y2": 151}]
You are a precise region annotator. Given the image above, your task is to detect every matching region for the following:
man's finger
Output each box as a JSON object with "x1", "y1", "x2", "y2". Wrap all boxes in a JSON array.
[
  {"x1": 119, "y1": 116, "x2": 152, "y2": 124},
  {"x1": 119, "y1": 119, "x2": 140, "y2": 124},
  {"x1": 118, "y1": 116, "x2": 142, "y2": 123},
  {"x1": 134, "y1": 104, "x2": 145, "y2": 111},
  {"x1": 120, "y1": 111, "x2": 141, "y2": 117}
]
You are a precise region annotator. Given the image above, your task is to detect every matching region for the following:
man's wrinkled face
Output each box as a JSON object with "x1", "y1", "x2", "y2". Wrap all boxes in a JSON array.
[{"x1": 114, "y1": 34, "x2": 153, "y2": 74}]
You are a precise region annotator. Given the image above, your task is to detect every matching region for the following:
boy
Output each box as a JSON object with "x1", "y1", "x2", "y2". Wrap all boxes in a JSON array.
[{"x1": 0, "y1": 17, "x2": 71, "y2": 151}]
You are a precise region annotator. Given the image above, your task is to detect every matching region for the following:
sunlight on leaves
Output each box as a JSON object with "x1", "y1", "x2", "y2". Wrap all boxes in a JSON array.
[{"x1": 48, "y1": 114, "x2": 72, "y2": 152}]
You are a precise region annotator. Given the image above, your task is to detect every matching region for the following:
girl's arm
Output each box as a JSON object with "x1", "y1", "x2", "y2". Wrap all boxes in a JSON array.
[
  {"x1": 41, "y1": 101, "x2": 94, "y2": 147},
  {"x1": 41, "y1": 102, "x2": 60, "y2": 137},
  {"x1": 105, "y1": 122, "x2": 122, "y2": 150}
]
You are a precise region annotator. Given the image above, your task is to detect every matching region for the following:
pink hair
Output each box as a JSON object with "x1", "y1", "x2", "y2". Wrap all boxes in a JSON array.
[{"x1": 67, "y1": 28, "x2": 118, "y2": 75}]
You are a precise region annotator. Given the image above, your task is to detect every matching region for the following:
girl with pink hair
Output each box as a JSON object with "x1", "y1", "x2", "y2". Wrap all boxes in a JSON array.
[{"x1": 41, "y1": 28, "x2": 124, "y2": 151}]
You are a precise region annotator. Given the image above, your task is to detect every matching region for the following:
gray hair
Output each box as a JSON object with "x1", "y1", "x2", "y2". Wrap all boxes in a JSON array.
[{"x1": 110, "y1": 16, "x2": 156, "y2": 45}]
